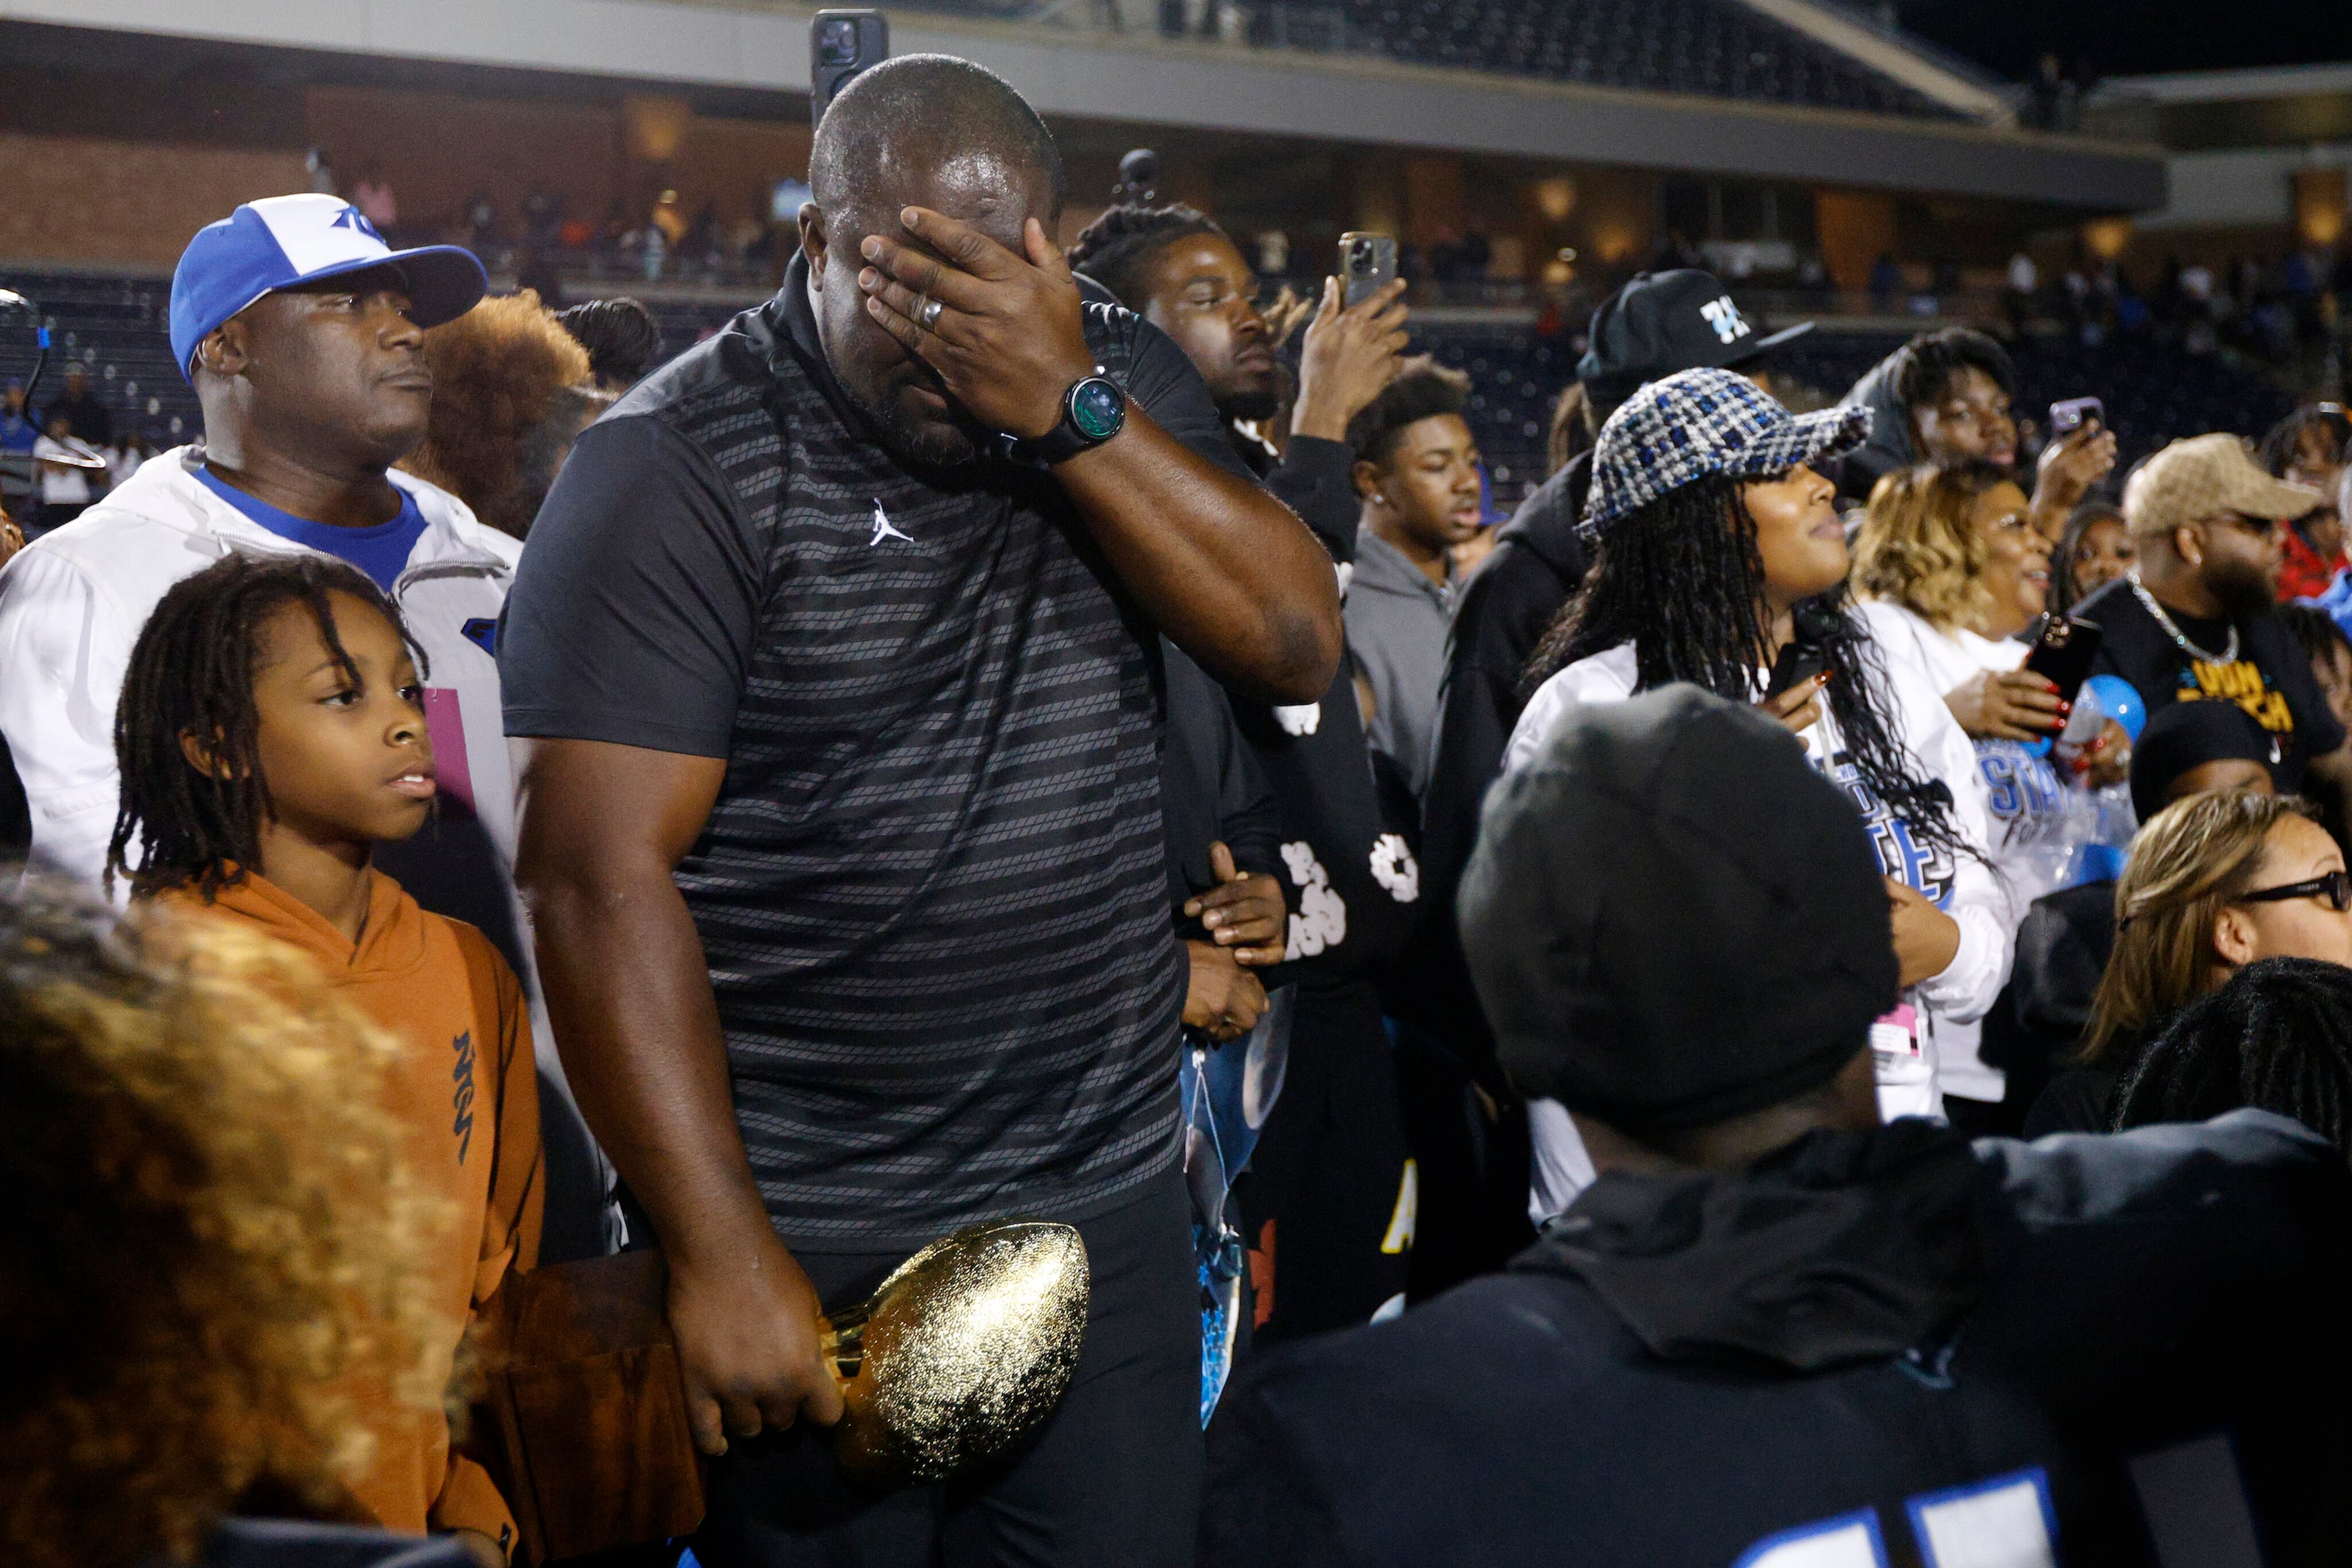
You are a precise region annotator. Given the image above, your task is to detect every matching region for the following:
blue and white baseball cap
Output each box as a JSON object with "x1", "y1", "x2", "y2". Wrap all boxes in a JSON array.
[
  {"x1": 1581, "y1": 367, "x2": 1871, "y2": 538},
  {"x1": 169, "y1": 194, "x2": 488, "y2": 381}
]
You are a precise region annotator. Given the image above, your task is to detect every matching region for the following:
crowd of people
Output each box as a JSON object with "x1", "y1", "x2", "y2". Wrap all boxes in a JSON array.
[{"x1": 8, "y1": 49, "x2": 2352, "y2": 1568}]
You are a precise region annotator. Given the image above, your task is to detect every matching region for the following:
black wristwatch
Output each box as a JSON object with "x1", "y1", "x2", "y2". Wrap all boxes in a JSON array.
[{"x1": 1002, "y1": 372, "x2": 1128, "y2": 468}]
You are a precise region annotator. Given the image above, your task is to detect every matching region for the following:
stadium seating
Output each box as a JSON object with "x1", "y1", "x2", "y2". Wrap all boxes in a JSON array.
[
  {"x1": 1768, "y1": 326, "x2": 2296, "y2": 480},
  {"x1": 1426, "y1": 321, "x2": 2294, "y2": 508},
  {"x1": 0, "y1": 271, "x2": 199, "y2": 443},
  {"x1": 1250, "y1": 0, "x2": 1965, "y2": 119},
  {"x1": 861, "y1": 0, "x2": 1963, "y2": 119},
  {"x1": 3, "y1": 274, "x2": 2297, "y2": 518},
  {"x1": 628, "y1": 296, "x2": 2294, "y2": 507}
]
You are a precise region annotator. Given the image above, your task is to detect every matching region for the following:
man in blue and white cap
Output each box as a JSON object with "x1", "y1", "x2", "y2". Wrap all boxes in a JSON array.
[
  {"x1": 0, "y1": 192, "x2": 492, "y2": 884},
  {"x1": 0, "y1": 194, "x2": 618, "y2": 1265}
]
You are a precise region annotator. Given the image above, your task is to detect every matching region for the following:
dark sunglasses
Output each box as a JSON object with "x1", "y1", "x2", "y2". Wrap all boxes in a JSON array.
[
  {"x1": 2213, "y1": 511, "x2": 2280, "y2": 539},
  {"x1": 2239, "y1": 868, "x2": 2352, "y2": 914}
]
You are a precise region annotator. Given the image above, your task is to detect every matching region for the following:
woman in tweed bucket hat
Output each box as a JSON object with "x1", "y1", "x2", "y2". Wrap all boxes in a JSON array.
[{"x1": 1506, "y1": 367, "x2": 2012, "y2": 1152}]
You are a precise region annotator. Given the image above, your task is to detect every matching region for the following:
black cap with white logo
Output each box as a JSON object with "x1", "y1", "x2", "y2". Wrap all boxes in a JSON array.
[{"x1": 1576, "y1": 269, "x2": 1813, "y2": 409}]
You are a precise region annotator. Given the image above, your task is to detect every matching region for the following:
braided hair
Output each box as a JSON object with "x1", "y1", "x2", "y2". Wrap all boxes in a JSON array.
[
  {"x1": 1065, "y1": 203, "x2": 1227, "y2": 308},
  {"x1": 1521, "y1": 472, "x2": 1965, "y2": 862},
  {"x1": 106, "y1": 553, "x2": 424, "y2": 902},
  {"x1": 2113, "y1": 955, "x2": 2352, "y2": 1148}
]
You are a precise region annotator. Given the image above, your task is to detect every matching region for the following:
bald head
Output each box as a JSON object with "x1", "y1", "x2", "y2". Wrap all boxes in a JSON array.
[
  {"x1": 810, "y1": 54, "x2": 1064, "y2": 232},
  {"x1": 798, "y1": 53, "x2": 1065, "y2": 468}
]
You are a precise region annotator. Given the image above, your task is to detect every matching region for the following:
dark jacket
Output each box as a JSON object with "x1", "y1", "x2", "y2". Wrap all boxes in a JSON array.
[
  {"x1": 2026, "y1": 1065, "x2": 2127, "y2": 1137},
  {"x1": 1395, "y1": 451, "x2": 1590, "y2": 1062},
  {"x1": 1832, "y1": 345, "x2": 1914, "y2": 504},
  {"x1": 1985, "y1": 878, "x2": 2119, "y2": 1129},
  {"x1": 1227, "y1": 433, "x2": 1419, "y2": 990},
  {"x1": 1202, "y1": 1112, "x2": 2352, "y2": 1565},
  {"x1": 1161, "y1": 638, "x2": 1284, "y2": 945}
]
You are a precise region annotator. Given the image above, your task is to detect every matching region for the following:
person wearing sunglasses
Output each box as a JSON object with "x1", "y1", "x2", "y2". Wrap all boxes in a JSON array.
[
  {"x1": 2028, "y1": 788, "x2": 2352, "y2": 1137},
  {"x1": 2073, "y1": 433, "x2": 2352, "y2": 827}
]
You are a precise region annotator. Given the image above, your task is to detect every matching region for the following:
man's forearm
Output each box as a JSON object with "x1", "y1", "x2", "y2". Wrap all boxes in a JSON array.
[
  {"x1": 524, "y1": 856, "x2": 772, "y2": 1265},
  {"x1": 1057, "y1": 408, "x2": 1342, "y2": 705}
]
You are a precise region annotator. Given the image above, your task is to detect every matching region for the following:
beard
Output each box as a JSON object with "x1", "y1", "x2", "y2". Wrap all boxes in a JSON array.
[
  {"x1": 1218, "y1": 384, "x2": 1282, "y2": 423},
  {"x1": 2208, "y1": 555, "x2": 2277, "y2": 621},
  {"x1": 844, "y1": 373, "x2": 985, "y2": 470}
]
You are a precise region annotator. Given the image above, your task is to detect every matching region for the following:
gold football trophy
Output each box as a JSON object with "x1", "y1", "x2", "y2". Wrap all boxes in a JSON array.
[{"x1": 819, "y1": 1219, "x2": 1091, "y2": 1488}]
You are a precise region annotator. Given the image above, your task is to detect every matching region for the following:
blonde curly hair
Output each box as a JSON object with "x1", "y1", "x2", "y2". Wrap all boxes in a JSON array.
[
  {"x1": 0, "y1": 880, "x2": 447, "y2": 1568},
  {"x1": 1852, "y1": 461, "x2": 2016, "y2": 632}
]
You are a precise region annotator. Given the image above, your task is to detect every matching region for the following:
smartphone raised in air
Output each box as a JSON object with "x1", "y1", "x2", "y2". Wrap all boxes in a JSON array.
[{"x1": 1338, "y1": 232, "x2": 1398, "y2": 308}]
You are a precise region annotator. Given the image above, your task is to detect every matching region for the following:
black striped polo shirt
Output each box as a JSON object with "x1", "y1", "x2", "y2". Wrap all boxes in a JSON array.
[{"x1": 502, "y1": 255, "x2": 1250, "y2": 1250}]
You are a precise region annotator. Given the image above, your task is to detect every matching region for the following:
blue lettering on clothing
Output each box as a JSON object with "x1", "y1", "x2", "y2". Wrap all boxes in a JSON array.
[
  {"x1": 1821, "y1": 750, "x2": 1955, "y2": 909},
  {"x1": 451, "y1": 1029, "x2": 478, "y2": 1164},
  {"x1": 1975, "y1": 741, "x2": 2061, "y2": 828},
  {"x1": 1738, "y1": 1467, "x2": 2056, "y2": 1567}
]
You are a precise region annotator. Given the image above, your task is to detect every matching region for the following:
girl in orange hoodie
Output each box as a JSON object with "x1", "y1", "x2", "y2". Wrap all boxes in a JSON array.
[{"x1": 105, "y1": 552, "x2": 542, "y2": 1567}]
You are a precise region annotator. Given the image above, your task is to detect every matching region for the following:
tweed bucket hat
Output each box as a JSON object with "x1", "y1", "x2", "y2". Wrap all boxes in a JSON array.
[{"x1": 1581, "y1": 366, "x2": 1871, "y2": 538}]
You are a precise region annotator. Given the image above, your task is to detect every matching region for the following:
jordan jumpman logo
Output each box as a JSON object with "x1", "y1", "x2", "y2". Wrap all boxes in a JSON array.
[{"x1": 869, "y1": 500, "x2": 913, "y2": 547}]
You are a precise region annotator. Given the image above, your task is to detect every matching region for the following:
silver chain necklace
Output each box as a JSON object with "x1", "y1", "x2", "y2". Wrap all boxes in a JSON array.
[{"x1": 2132, "y1": 579, "x2": 2238, "y2": 665}]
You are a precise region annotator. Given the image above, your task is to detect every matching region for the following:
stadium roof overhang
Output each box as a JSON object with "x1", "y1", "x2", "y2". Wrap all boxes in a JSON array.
[{"x1": 0, "y1": 0, "x2": 2167, "y2": 212}]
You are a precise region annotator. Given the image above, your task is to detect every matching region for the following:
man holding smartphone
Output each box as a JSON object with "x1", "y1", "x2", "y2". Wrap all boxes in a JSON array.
[
  {"x1": 1067, "y1": 202, "x2": 1433, "y2": 1338},
  {"x1": 1835, "y1": 326, "x2": 2117, "y2": 540},
  {"x1": 502, "y1": 54, "x2": 1340, "y2": 1568}
]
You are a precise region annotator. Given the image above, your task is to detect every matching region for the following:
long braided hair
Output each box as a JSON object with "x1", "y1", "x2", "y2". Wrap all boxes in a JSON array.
[
  {"x1": 2113, "y1": 955, "x2": 2352, "y2": 1148},
  {"x1": 1521, "y1": 471, "x2": 1965, "y2": 862},
  {"x1": 106, "y1": 553, "x2": 425, "y2": 901}
]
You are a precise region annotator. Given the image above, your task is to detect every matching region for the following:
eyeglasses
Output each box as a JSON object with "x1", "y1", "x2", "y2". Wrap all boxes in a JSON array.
[{"x1": 2239, "y1": 868, "x2": 2352, "y2": 914}]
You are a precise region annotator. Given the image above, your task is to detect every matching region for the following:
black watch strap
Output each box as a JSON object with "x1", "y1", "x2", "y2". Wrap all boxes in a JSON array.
[{"x1": 1004, "y1": 372, "x2": 1127, "y2": 468}]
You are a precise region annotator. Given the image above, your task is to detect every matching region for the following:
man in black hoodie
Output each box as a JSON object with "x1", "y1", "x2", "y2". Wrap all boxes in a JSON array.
[
  {"x1": 1834, "y1": 325, "x2": 2117, "y2": 539},
  {"x1": 1203, "y1": 686, "x2": 2352, "y2": 1565},
  {"x1": 1071, "y1": 205, "x2": 1426, "y2": 1337}
]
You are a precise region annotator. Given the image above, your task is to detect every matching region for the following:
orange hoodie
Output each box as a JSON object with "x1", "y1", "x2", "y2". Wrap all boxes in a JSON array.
[{"x1": 158, "y1": 868, "x2": 543, "y2": 1555}]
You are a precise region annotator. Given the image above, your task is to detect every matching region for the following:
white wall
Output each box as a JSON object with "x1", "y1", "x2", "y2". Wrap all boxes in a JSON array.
[{"x1": 2134, "y1": 144, "x2": 2349, "y2": 231}]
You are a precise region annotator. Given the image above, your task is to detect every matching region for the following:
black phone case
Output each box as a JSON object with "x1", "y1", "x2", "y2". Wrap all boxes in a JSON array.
[
  {"x1": 2022, "y1": 618, "x2": 2102, "y2": 704},
  {"x1": 1764, "y1": 643, "x2": 1826, "y2": 700}
]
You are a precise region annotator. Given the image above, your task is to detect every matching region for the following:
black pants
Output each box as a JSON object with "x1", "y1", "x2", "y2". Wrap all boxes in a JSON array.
[
  {"x1": 692, "y1": 1170, "x2": 1201, "y2": 1568},
  {"x1": 1235, "y1": 982, "x2": 1412, "y2": 1343}
]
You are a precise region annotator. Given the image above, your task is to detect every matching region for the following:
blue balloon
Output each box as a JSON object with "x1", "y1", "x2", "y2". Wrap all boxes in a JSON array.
[{"x1": 2083, "y1": 674, "x2": 2146, "y2": 742}]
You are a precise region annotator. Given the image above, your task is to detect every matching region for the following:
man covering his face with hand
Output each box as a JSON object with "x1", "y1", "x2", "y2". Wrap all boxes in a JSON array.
[{"x1": 502, "y1": 53, "x2": 1340, "y2": 1568}]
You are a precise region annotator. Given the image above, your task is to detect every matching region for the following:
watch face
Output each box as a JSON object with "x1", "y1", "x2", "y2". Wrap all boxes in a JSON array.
[{"x1": 1070, "y1": 377, "x2": 1125, "y2": 442}]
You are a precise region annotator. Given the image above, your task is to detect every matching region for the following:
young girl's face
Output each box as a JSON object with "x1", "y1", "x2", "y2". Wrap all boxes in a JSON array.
[
  {"x1": 242, "y1": 593, "x2": 436, "y2": 852},
  {"x1": 2069, "y1": 516, "x2": 2135, "y2": 602}
]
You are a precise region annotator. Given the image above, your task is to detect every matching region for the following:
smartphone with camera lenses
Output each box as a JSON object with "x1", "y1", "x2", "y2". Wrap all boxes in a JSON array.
[
  {"x1": 1338, "y1": 232, "x2": 1398, "y2": 308},
  {"x1": 2048, "y1": 396, "x2": 2104, "y2": 438},
  {"x1": 812, "y1": 11, "x2": 890, "y2": 128}
]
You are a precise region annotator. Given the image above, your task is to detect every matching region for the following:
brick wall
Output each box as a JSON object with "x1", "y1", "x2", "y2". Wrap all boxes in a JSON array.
[{"x1": 0, "y1": 133, "x2": 310, "y2": 270}]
